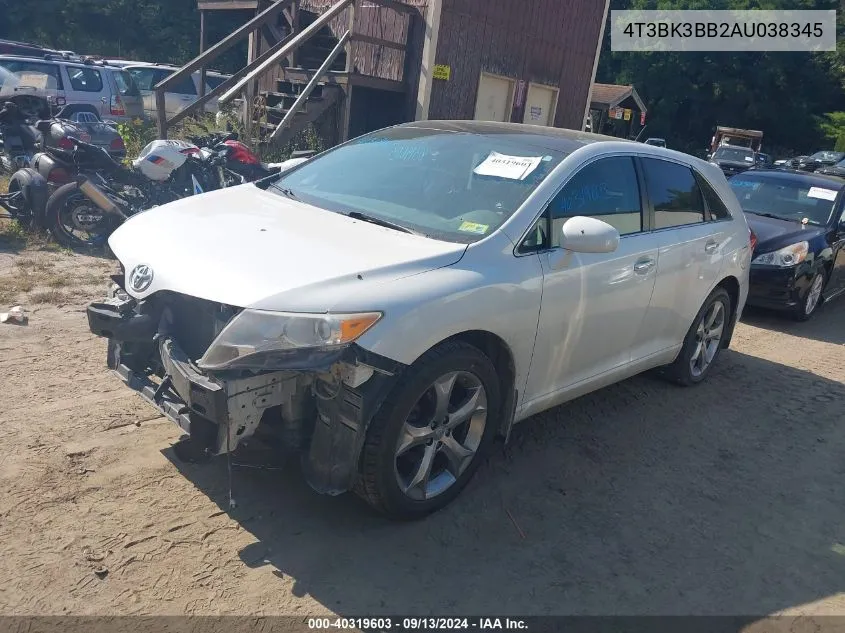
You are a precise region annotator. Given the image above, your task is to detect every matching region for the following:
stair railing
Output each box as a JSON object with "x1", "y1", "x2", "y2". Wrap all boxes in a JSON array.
[
  {"x1": 153, "y1": 0, "x2": 295, "y2": 138},
  {"x1": 268, "y1": 30, "x2": 350, "y2": 142}
]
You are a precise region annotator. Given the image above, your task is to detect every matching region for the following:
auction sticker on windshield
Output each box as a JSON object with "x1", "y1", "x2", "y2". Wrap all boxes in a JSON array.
[
  {"x1": 474, "y1": 152, "x2": 542, "y2": 180},
  {"x1": 807, "y1": 186, "x2": 838, "y2": 201}
]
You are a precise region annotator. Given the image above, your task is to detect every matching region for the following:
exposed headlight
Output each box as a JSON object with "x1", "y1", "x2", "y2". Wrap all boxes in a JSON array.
[
  {"x1": 197, "y1": 309, "x2": 382, "y2": 370},
  {"x1": 751, "y1": 241, "x2": 809, "y2": 267}
]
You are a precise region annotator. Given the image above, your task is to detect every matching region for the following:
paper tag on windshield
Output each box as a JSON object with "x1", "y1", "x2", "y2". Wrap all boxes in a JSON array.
[
  {"x1": 473, "y1": 152, "x2": 542, "y2": 180},
  {"x1": 807, "y1": 186, "x2": 838, "y2": 201},
  {"x1": 744, "y1": 156, "x2": 754, "y2": 162}
]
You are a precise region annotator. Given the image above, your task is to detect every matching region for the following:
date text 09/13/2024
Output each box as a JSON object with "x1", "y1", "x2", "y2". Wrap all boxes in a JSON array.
[{"x1": 307, "y1": 618, "x2": 529, "y2": 631}]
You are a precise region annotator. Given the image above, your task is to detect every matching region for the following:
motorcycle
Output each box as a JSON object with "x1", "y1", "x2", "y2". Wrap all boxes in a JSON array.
[
  {"x1": 0, "y1": 99, "x2": 42, "y2": 173},
  {"x1": 44, "y1": 136, "x2": 261, "y2": 248}
]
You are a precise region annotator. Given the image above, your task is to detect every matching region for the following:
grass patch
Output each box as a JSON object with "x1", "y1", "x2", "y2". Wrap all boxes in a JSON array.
[
  {"x1": 29, "y1": 289, "x2": 68, "y2": 305},
  {"x1": 0, "y1": 276, "x2": 35, "y2": 304}
]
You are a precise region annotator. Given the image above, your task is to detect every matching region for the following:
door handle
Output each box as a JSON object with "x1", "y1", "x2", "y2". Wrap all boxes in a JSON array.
[
  {"x1": 705, "y1": 239, "x2": 719, "y2": 254},
  {"x1": 633, "y1": 257, "x2": 655, "y2": 274}
]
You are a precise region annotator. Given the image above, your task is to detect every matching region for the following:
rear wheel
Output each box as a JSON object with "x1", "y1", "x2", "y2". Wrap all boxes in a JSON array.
[
  {"x1": 356, "y1": 341, "x2": 501, "y2": 520},
  {"x1": 662, "y1": 287, "x2": 732, "y2": 386},
  {"x1": 46, "y1": 182, "x2": 117, "y2": 249}
]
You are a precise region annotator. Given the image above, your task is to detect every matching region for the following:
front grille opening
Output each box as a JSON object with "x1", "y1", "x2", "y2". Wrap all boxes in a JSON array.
[{"x1": 155, "y1": 291, "x2": 241, "y2": 362}]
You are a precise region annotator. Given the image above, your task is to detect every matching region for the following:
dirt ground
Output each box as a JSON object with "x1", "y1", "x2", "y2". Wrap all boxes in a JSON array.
[{"x1": 1, "y1": 241, "x2": 845, "y2": 620}]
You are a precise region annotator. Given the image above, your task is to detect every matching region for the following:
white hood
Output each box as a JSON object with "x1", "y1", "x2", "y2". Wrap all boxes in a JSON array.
[{"x1": 108, "y1": 184, "x2": 466, "y2": 309}]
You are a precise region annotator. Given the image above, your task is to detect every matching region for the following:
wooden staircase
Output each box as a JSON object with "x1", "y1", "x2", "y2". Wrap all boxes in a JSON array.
[{"x1": 154, "y1": 0, "x2": 415, "y2": 149}]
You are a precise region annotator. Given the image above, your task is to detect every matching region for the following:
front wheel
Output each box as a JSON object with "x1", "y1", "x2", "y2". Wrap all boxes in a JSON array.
[
  {"x1": 356, "y1": 341, "x2": 501, "y2": 520},
  {"x1": 45, "y1": 182, "x2": 119, "y2": 249},
  {"x1": 793, "y1": 271, "x2": 825, "y2": 322},
  {"x1": 662, "y1": 287, "x2": 732, "y2": 386}
]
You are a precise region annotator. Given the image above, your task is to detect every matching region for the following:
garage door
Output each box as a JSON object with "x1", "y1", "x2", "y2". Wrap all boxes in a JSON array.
[
  {"x1": 523, "y1": 83, "x2": 558, "y2": 127},
  {"x1": 474, "y1": 73, "x2": 514, "y2": 122}
]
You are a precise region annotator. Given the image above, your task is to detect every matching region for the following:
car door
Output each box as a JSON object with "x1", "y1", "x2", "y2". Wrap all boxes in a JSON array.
[
  {"x1": 63, "y1": 65, "x2": 107, "y2": 117},
  {"x1": 159, "y1": 70, "x2": 198, "y2": 117},
  {"x1": 639, "y1": 157, "x2": 726, "y2": 352},
  {"x1": 521, "y1": 155, "x2": 660, "y2": 406}
]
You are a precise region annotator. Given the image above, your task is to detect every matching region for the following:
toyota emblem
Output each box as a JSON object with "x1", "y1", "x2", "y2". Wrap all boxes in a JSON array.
[{"x1": 128, "y1": 264, "x2": 154, "y2": 293}]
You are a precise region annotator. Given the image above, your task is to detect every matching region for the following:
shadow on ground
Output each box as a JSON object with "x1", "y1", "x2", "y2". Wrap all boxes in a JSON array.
[
  {"x1": 164, "y1": 342, "x2": 845, "y2": 616},
  {"x1": 741, "y1": 299, "x2": 845, "y2": 346}
]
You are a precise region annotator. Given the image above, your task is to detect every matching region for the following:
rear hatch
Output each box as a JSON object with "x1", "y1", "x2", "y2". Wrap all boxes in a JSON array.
[{"x1": 110, "y1": 68, "x2": 144, "y2": 119}]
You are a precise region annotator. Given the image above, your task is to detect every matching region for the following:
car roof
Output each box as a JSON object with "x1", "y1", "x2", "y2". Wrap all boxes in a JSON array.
[
  {"x1": 123, "y1": 62, "x2": 229, "y2": 77},
  {"x1": 735, "y1": 168, "x2": 845, "y2": 189},
  {"x1": 0, "y1": 54, "x2": 126, "y2": 70},
  {"x1": 399, "y1": 120, "x2": 634, "y2": 154}
]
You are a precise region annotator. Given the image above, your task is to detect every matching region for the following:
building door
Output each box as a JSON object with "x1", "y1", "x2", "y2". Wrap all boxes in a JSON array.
[
  {"x1": 474, "y1": 73, "x2": 514, "y2": 122},
  {"x1": 522, "y1": 83, "x2": 558, "y2": 126}
]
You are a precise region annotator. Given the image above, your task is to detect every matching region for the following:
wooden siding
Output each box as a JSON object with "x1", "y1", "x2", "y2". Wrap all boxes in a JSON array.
[{"x1": 428, "y1": 0, "x2": 605, "y2": 130}]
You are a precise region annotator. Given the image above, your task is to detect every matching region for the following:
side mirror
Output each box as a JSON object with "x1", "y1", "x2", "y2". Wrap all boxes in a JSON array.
[{"x1": 560, "y1": 216, "x2": 620, "y2": 254}]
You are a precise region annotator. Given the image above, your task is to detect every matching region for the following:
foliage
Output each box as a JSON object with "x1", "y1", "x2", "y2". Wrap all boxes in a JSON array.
[
  {"x1": 598, "y1": 0, "x2": 845, "y2": 157},
  {"x1": 116, "y1": 118, "x2": 158, "y2": 161}
]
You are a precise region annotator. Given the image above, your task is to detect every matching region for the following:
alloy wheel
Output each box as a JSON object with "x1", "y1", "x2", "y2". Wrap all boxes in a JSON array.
[
  {"x1": 805, "y1": 274, "x2": 824, "y2": 316},
  {"x1": 689, "y1": 300, "x2": 726, "y2": 378},
  {"x1": 394, "y1": 370, "x2": 488, "y2": 501}
]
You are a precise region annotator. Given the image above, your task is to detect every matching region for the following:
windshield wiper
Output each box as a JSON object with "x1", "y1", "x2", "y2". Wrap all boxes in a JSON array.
[
  {"x1": 347, "y1": 211, "x2": 419, "y2": 235},
  {"x1": 275, "y1": 187, "x2": 298, "y2": 200},
  {"x1": 745, "y1": 211, "x2": 785, "y2": 220}
]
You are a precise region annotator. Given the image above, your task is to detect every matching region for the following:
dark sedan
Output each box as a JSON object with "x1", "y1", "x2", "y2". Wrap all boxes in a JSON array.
[
  {"x1": 794, "y1": 150, "x2": 845, "y2": 172},
  {"x1": 729, "y1": 170, "x2": 845, "y2": 320},
  {"x1": 815, "y1": 157, "x2": 845, "y2": 178},
  {"x1": 710, "y1": 145, "x2": 757, "y2": 177}
]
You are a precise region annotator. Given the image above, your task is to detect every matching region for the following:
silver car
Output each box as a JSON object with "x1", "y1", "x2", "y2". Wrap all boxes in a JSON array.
[
  {"x1": 123, "y1": 63, "x2": 230, "y2": 120},
  {"x1": 87, "y1": 122, "x2": 752, "y2": 519},
  {"x1": 0, "y1": 55, "x2": 143, "y2": 122}
]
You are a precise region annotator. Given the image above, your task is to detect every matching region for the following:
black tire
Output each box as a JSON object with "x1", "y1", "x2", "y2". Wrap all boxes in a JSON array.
[
  {"x1": 792, "y1": 270, "x2": 825, "y2": 322},
  {"x1": 662, "y1": 287, "x2": 732, "y2": 387},
  {"x1": 45, "y1": 181, "x2": 115, "y2": 249},
  {"x1": 8, "y1": 168, "x2": 48, "y2": 228},
  {"x1": 356, "y1": 341, "x2": 501, "y2": 520}
]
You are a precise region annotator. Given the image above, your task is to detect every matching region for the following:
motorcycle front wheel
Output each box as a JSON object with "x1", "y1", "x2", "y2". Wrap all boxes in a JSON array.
[{"x1": 45, "y1": 182, "x2": 120, "y2": 250}]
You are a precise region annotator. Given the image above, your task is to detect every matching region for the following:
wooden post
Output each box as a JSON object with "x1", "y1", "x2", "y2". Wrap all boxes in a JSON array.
[
  {"x1": 199, "y1": 10, "x2": 207, "y2": 99},
  {"x1": 287, "y1": 0, "x2": 298, "y2": 68},
  {"x1": 156, "y1": 89, "x2": 167, "y2": 138},
  {"x1": 339, "y1": 0, "x2": 356, "y2": 142}
]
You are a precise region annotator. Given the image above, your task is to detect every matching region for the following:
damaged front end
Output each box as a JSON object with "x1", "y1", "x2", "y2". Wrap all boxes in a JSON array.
[{"x1": 86, "y1": 282, "x2": 404, "y2": 495}]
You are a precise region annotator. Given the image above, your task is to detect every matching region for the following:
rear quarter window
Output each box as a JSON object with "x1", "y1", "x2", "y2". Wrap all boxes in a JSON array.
[
  {"x1": 111, "y1": 69, "x2": 140, "y2": 96},
  {"x1": 66, "y1": 66, "x2": 104, "y2": 93},
  {"x1": 695, "y1": 173, "x2": 733, "y2": 221}
]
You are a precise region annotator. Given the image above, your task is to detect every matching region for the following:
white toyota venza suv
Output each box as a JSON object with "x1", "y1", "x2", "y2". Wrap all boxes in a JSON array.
[{"x1": 88, "y1": 121, "x2": 752, "y2": 519}]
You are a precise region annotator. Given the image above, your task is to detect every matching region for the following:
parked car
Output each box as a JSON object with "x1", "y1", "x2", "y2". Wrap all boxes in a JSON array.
[
  {"x1": 0, "y1": 39, "x2": 59, "y2": 58},
  {"x1": 814, "y1": 157, "x2": 845, "y2": 178},
  {"x1": 754, "y1": 152, "x2": 773, "y2": 169},
  {"x1": 793, "y1": 151, "x2": 845, "y2": 173},
  {"x1": 87, "y1": 121, "x2": 752, "y2": 518},
  {"x1": 709, "y1": 144, "x2": 757, "y2": 177},
  {"x1": 644, "y1": 137, "x2": 666, "y2": 147},
  {"x1": 729, "y1": 169, "x2": 845, "y2": 320},
  {"x1": 123, "y1": 63, "x2": 230, "y2": 119},
  {"x1": 0, "y1": 55, "x2": 143, "y2": 122}
]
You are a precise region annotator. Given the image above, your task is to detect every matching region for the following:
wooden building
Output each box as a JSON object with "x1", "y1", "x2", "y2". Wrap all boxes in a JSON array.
[
  {"x1": 160, "y1": 0, "x2": 610, "y2": 147},
  {"x1": 586, "y1": 83, "x2": 647, "y2": 140}
]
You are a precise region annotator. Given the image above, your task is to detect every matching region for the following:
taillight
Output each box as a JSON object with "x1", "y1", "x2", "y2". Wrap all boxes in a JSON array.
[
  {"x1": 109, "y1": 136, "x2": 125, "y2": 151},
  {"x1": 58, "y1": 137, "x2": 74, "y2": 150},
  {"x1": 110, "y1": 95, "x2": 125, "y2": 116},
  {"x1": 749, "y1": 228, "x2": 757, "y2": 252},
  {"x1": 48, "y1": 168, "x2": 72, "y2": 184}
]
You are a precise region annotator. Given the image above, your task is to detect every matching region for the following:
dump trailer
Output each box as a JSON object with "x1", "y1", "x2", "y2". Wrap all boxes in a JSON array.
[{"x1": 710, "y1": 126, "x2": 763, "y2": 153}]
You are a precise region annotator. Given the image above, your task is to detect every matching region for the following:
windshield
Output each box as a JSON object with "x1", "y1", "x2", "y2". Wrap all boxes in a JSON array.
[
  {"x1": 729, "y1": 175, "x2": 839, "y2": 225},
  {"x1": 713, "y1": 147, "x2": 755, "y2": 163},
  {"x1": 809, "y1": 151, "x2": 845, "y2": 162},
  {"x1": 112, "y1": 69, "x2": 140, "y2": 97},
  {"x1": 270, "y1": 127, "x2": 566, "y2": 243}
]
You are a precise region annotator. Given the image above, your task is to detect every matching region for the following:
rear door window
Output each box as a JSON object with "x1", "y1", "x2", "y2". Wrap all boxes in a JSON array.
[
  {"x1": 66, "y1": 66, "x2": 104, "y2": 93},
  {"x1": 165, "y1": 71, "x2": 197, "y2": 96},
  {"x1": 205, "y1": 75, "x2": 227, "y2": 91},
  {"x1": 641, "y1": 158, "x2": 705, "y2": 229},
  {"x1": 127, "y1": 67, "x2": 157, "y2": 91}
]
